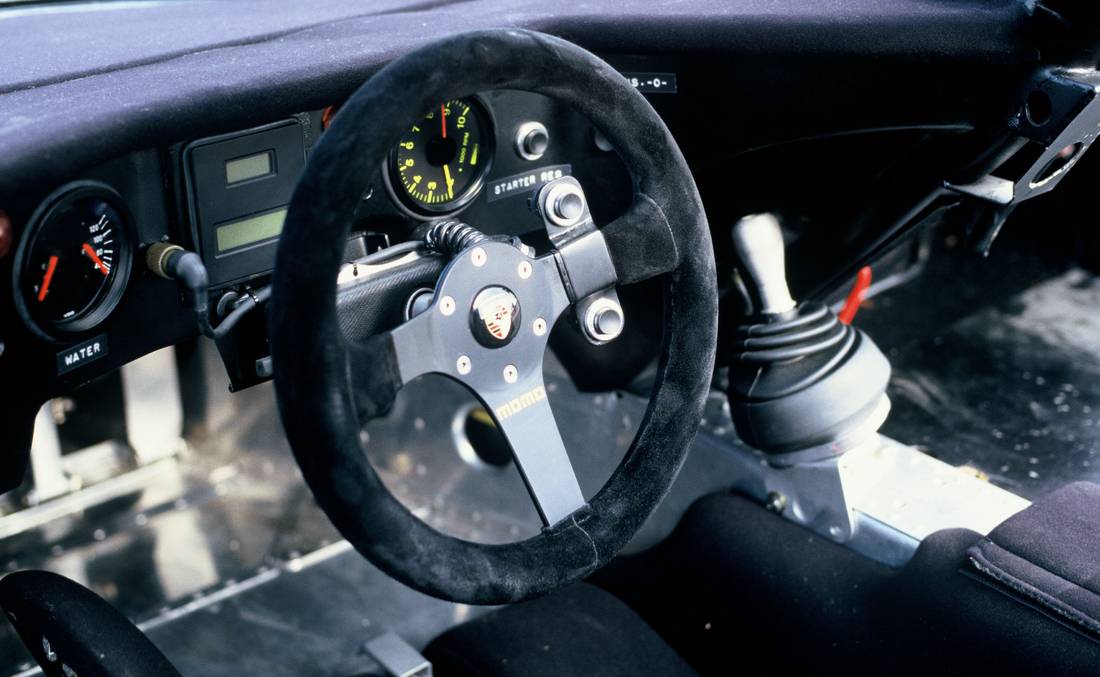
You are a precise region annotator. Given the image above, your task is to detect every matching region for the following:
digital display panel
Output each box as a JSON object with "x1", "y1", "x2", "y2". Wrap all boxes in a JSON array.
[
  {"x1": 225, "y1": 150, "x2": 274, "y2": 185},
  {"x1": 215, "y1": 208, "x2": 286, "y2": 253}
]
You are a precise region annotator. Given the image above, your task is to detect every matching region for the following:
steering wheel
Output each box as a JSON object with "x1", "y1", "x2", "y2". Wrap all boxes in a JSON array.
[{"x1": 269, "y1": 29, "x2": 717, "y2": 605}]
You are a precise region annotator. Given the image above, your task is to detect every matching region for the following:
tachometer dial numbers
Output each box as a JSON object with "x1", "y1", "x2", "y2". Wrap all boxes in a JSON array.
[
  {"x1": 388, "y1": 97, "x2": 493, "y2": 215},
  {"x1": 14, "y1": 183, "x2": 134, "y2": 339}
]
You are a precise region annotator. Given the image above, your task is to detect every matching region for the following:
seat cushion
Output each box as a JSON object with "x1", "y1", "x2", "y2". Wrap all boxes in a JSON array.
[
  {"x1": 423, "y1": 582, "x2": 696, "y2": 677},
  {"x1": 968, "y1": 481, "x2": 1100, "y2": 637},
  {"x1": 593, "y1": 491, "x2": 1100, "y2": 675}
]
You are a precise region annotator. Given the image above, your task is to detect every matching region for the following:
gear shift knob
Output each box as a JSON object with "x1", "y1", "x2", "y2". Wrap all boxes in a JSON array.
[
  {"x1": 726, "y1": 212, "x2": 891, "y2": 459},
  {"x1": 731, "y1": 213, "x2": 796, "y2": 315}
]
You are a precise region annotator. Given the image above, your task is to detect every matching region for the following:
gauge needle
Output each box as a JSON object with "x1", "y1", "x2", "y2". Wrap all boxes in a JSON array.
[
  {"x1": 81, "y1": 243, "x2": 109, "y2": 276},
  {"x1": 37, "y1": 255, "x2": 58, "y2": 302},
  {"x1": 440, "y1": 105, "x2": 447, "y2": 138},
  {"x1": 443, "y1": 164, "x2": 454, "y2": 199}
]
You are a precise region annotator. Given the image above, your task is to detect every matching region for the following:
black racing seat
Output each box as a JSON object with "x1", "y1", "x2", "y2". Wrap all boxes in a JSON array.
[
  {"x1": 593, "y1": 489, "x2": 1100, "y2": 675},
  {"x1": 0, "y1": 570, "x2": 181, "y2": 677},
  {"x1": 424, "y1": 582, "x2": 697, "y2": 677},
  {"x1": 433, "y1": 486, "x2": 1100, "y2": 676}
]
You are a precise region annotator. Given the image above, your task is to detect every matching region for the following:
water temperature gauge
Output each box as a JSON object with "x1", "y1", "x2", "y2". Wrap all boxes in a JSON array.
[{"x1": 13, "y1": 183, "x2": 134, "y2": 338}]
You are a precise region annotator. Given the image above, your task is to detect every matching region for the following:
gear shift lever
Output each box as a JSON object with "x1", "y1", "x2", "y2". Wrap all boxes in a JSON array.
[
  {"x1": 730, "y1": 214, "x2": 796, "y2": 315},
  {"x1": 726, "y1": 214, "x2": 891, "y2": 462}
]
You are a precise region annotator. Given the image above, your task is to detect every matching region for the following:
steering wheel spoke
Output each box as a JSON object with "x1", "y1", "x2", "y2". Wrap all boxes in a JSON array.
[
  {"x1": 340, "y1": 333, "x2": 400, "y2": 423},
  {"x1": 602, "y1": 193, "x2": 681, "y2": 285},
  {"x1": 482, "y1": 372, "x2": 585, "y2": 526},
  {"x1": 388, "y1": 311, "x2": 444, "y2": 385}
]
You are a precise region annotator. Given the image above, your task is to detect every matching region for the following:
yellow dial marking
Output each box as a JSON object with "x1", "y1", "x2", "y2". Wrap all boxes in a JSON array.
[{"x1": 443, "y1": 164, "x2": 454, "y2": 199}]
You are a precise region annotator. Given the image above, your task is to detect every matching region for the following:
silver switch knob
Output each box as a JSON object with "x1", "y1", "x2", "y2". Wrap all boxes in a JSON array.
[
  {"x1": 542, "y1": 181, "x2": 586, "y2": 227},
  {"x1": 515, "y1": 121, "x2": 549, "y2": 161},
  {"x1": 593, "y1": 307, "x2": 623, "y2": 335},
  {"x1": 553, "y1": 192, "x2": 584, "y2": 223},
  {"x1": 583, "y1": 297, "x2": 625, "y2": 343},
  {"x1": 730, "y1": 213, "x2": 796, "y2": 315}
]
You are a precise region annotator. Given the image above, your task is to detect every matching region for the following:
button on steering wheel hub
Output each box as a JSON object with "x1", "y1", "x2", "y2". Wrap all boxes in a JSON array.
[{"x1": 470, "y1": 286, "x2": 520, "y2": 347}]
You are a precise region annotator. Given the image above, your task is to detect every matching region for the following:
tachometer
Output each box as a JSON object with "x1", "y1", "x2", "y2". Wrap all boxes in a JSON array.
[
  {"x1": 388, "y1": 97, "x2": 493, "y2": 215},
  {"x1": 13, "y1": 183, "x2": 134, "y2": 338}
]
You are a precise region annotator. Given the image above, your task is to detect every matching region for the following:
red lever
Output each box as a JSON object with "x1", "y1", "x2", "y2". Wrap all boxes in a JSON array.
[
  {"x1": 0, "y1": 209, "x2": 11, "y2": 260},
  {"x1": 838, "y1": 266, "x2": 872, "y2": 325}
]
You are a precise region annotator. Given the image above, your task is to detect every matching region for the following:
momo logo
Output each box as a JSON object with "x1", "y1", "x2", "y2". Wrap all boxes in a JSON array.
[
  {"x1": 495, "y1": 385, "x2": 547, "y2": 421},
  {"x1": 470, "y1": 286, "x2": 520, "y2": 347}
]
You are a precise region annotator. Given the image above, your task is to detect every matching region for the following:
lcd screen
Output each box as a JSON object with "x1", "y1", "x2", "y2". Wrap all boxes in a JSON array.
[
  {"x1": 225, "y1": 151, "x2": 274, "y2": 185},
  {"x1": 215, "y1": 208, "x2": 286, "y2": 253}
]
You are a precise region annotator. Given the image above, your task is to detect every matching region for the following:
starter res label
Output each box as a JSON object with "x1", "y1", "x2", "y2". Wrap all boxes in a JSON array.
[
  {"x1": 56, "y1": 334, "x2": 108, "y2": 375},
  {"x1": 487, "y1": 164, "x2": 571, "y2": 203}
]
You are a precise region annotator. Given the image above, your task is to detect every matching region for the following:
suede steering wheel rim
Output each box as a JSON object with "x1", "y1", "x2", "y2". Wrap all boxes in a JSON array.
[{"x1": 270, "y1": 28, "x2": 717, "y2": 605}]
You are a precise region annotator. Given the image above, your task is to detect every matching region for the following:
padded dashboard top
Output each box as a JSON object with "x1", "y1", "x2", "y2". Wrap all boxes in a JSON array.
[{"x1": 0, "y1": 0, "x2": 1041, "y2": 199}]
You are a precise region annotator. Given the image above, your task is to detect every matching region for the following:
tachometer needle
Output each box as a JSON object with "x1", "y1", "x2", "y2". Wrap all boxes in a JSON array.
[
  {"x1": 81, "y1": 243, "x2": 110, "y2": 276},
  {"x1": 440, "y1": 105, "x2": 447, "y2": 138},
  {"x1": 37, "y1": 255, "x2": 58, "y2": 302},
  {"x1": 443, "y1": 164, "x2": 454, "y2": 199}
]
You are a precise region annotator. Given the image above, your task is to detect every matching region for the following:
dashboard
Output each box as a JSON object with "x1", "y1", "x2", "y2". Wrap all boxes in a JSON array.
[
  {"x1": 0, "y1": 83, "x2": 657, "y2": 411},
  {"x1": 0, "y1": 0, "x2": 1055, "y2": 493}
]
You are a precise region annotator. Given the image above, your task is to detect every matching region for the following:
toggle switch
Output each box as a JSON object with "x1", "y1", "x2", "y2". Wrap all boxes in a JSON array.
[{"x1": 515, "y1": 121, "x2": 549, "y2": 161}]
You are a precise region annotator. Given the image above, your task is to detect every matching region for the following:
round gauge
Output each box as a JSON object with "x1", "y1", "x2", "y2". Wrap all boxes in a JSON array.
[
  {"x1": 14, "y1": 183, "x2": 133, "y2": 338},
  {"x1": 388, "y1": 97, "x2": 493, "y2": 215}
]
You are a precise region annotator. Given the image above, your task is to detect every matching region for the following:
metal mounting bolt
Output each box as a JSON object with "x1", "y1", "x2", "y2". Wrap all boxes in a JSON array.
[
  {"x1": 471, "y1": 247, "x2": 487, "y2": 267},
  {"x1": 503, "y1": 364, "x2": 518, "y2": 384},
  {"x1": 533, "y1": 317, "x2": 547, "y2": 336},
  {"x1": 543, "y1": 182, "x2": 586, "y2": 227},
  {"x1": 518, "y1": 261, "x2": 532, "y2": 279},
  {"x1": 764, "y1": 491, "x2": 787, "y2": 515},
  {"x1": 456, "y1": 355, "x2": 471, "y2": 375},
  {"x1": 440, "y1": 296, "x2": 456, "y2": 316},
  {"x1": 404, "y1": 288, "x2": 434, "y2": 320},
  {"x1": 582, "y1": 297, "x2": 625, "y2": 343}
]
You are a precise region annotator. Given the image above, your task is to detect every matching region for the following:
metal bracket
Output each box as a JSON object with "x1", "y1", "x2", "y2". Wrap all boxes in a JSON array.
[
  {"x1": 946, "y1": 70, "x2": 1100, "y2": 252},
  {"x1": 363, "y1": 631, "x2": 432, "y2": 677},
  {"x1": 949, "y1": 71, "x2": 1100, "y2": 205},
  {"x1": 534, "y1": 177, "x2": 623, "y2": 345},
  {"x1": 712, "y1": 419, "x2": 1031, "y2": 567},
  {"x1": 19, "y1": 347, "x2": 185, "y2": 508},
  {"x1": 762, "y1": 453, "x2": 857, "y2": 541}
]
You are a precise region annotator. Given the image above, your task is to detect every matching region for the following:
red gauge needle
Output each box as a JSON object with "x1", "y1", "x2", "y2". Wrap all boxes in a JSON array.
[
  {"x1": 440, "y1": 104, "x2": 447, "y2": 138},
  {"x1": 82, "y1": 243, "x2": 109, "y2": 276},
  {"x1": 37, "y1": 255, "x2": 58, "y2": 302}
]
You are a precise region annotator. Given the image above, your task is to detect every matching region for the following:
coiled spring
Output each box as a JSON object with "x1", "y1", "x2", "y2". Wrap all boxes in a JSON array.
[{"x1": 424, "y1": 220, "x2": 487, "y2": 256}]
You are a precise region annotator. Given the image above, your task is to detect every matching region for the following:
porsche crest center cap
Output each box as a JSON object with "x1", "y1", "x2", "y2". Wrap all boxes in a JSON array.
[{"x1": 470, "y1": 286, "x2": 521, "y2": 348}]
